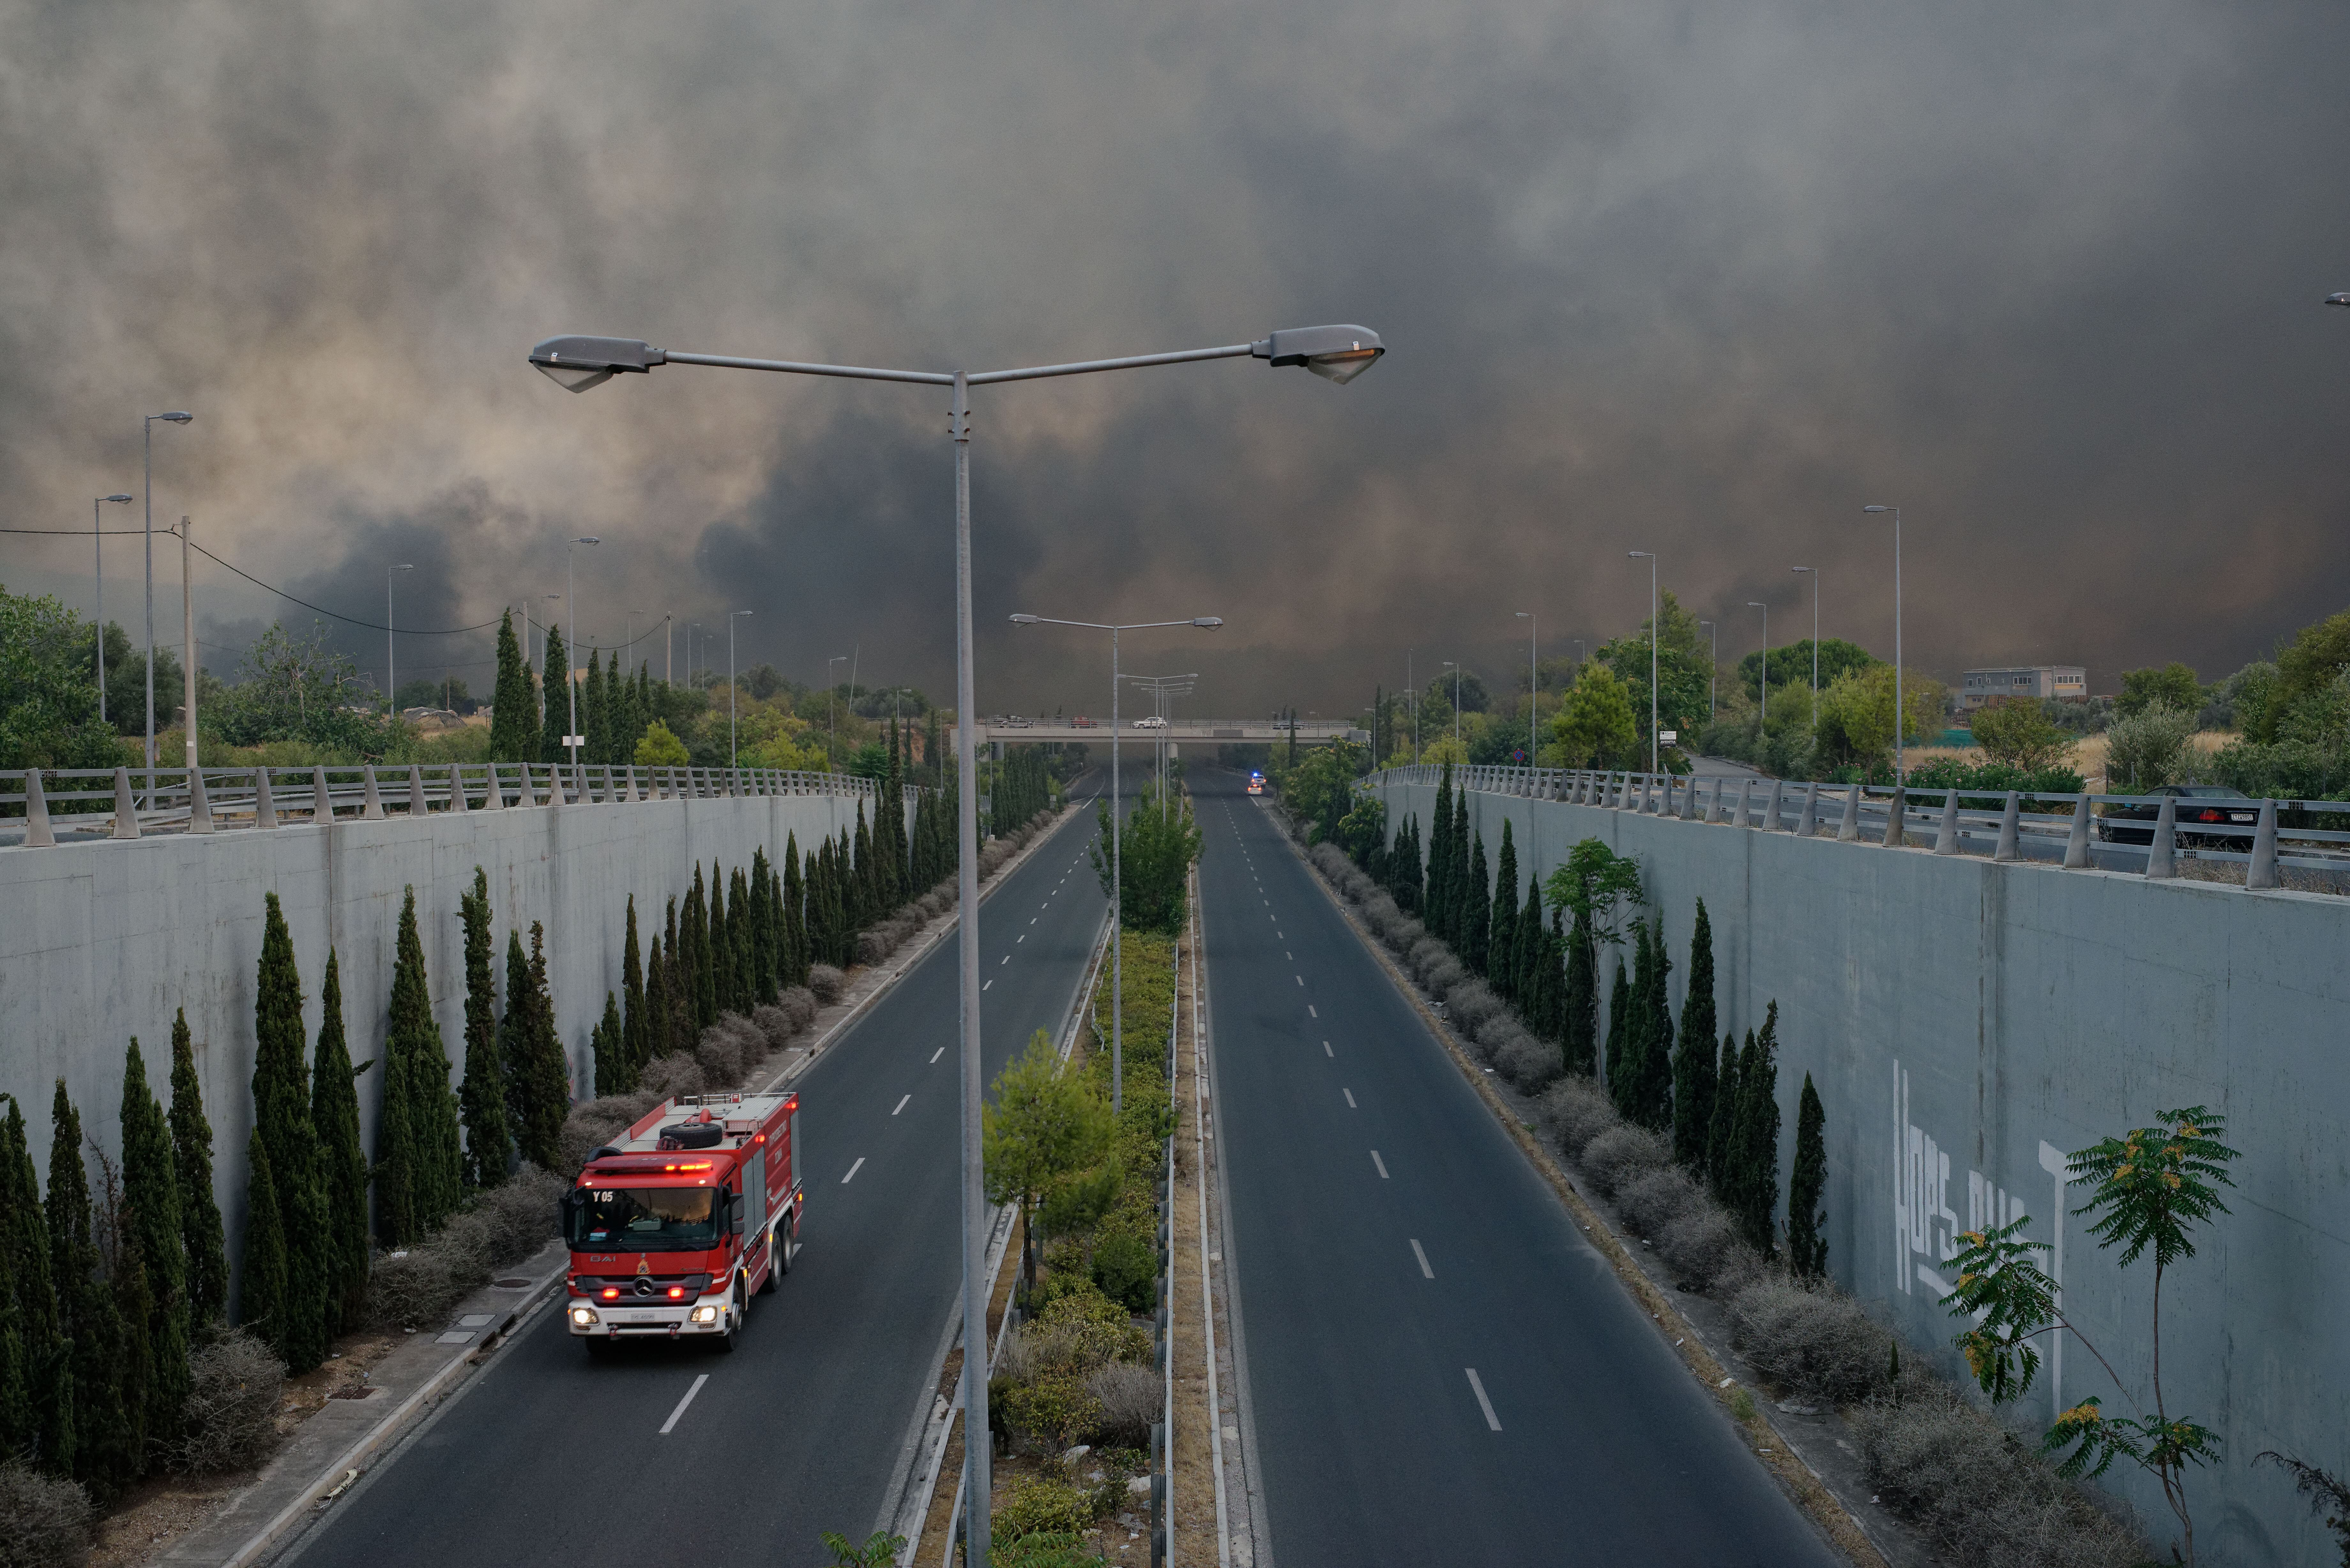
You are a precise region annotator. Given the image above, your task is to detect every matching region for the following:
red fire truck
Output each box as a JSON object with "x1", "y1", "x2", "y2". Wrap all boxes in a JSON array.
[{"x1": 561, "y1": 1089, "x2": 802, "y2": 1354}]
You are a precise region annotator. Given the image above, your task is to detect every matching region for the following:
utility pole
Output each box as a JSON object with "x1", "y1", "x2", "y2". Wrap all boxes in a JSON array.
[{"x1": 180, "y1": 517, "x2": 198, "y2": 771}]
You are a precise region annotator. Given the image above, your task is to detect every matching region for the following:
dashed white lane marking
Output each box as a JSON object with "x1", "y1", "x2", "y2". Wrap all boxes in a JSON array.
[
  {"x1": 893, "y1": 1095, "x2": 911, "y2": 1116},
  {"x1": 1343, "y1": 1088, "x2": 1356, "y2": 1108},
  {"x1": 1308, "y1": 1005, "x2": 1317, "y2": 1018},
  {"x1": 1323, "y1": 1042, "x2": 1334, "y2": 1057},
  {"x1": 1466, "y1": 1369, "x2": 1503, "y2": 1431},
  {"x1": 659, "y1": 1374, "x2": 710, "y2": 1435},
  {"x1": 842, "y1": 1157, "x2": 866, "y2": 1184},
  {"x1": 1285, "y1": 951, "x2": 1292, "y2": 960},
  {"x1": 1295, "y1": 975, "x2": 1303, "y2": 986},
  {"x1": 930, "y1": 1046, "x2": 946, "y2": 1064},
  {"x1": 1018, "y1": 935, "x2": 1026, "y2": 943},
  {"x1": 1001, "y1": 955, "x2": 1010, "y2": 965},
  {"x1": 1370, "y1": 1150, "x2": 1389, "y2": 1179},
  {"x1": 983, "y1": 979, "x2": 994, "y2": 991},
  {"x1": 1411, "y1": 1239, "x2": 1434, "y2": 1278}
]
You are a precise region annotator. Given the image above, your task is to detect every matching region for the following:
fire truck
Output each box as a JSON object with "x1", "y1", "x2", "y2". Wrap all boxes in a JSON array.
[{"x1": 561, "y1": 1089, "x2": 802, "y2": 1354}]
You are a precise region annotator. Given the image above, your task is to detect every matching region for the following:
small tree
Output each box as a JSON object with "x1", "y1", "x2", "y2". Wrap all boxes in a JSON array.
[
  {"x1": 0, "y1": 1095, "x2": 67, "y2": 1474},
  {"x1": 1727, "y1": 1006, "x2": 1781, "y2": 1254},
  {"x1": 1629, "y1": 918, "x2": 1674, "y2": 1133},
  {"x1": 311, "y1": 951, "x2": 372, "y2": 1334},
  {"x1": 2104, "y1": 699, "x2": 2196, "y2": 790},
  {"x1": 1785, "y1": 1073, "x2": 1828, "y2": 1279},
  {"x1": 1705, "y1": 1031, "x2": 1740, "y2": 1204},
  {"x1": 982, "y1": 1030, "x2": 1112, "y2": 1294},
  {"x1": 1970, "y1": 700, "x2": 2074, "y2": 773},
  {"x1": 458, "y1": 870, "x2": 509, "y2": 1190},
  {"x1": 621, "y1": 894, "x2": 649, "y2": 1082},
  {"x1": 237, "y1": 1130, "x2": 288, "y2": 1360},
  {"x1": 50, "y1": 1084, "x2": 130, "y2": 1492},
  {"x1": 251, "y1": 894, "x2": 329, "y2": 1374},
  {"x1": 509, "y1": 923, "x2": 569, "y2": 1171},
  {"x1": 1672, "y1": 901, "x2": 1717, "y2": 1171},
  {"x1": 168, "y1": 1010, "x2": 229, "y2": 1329},
  {"x1": 1941, "y1": 1107, "x2": 2237, "y2": 1566},
  {"x1": 119, "y1": 1037, "x2": 189, "y2": 1448},
  {"x1": 593, "y1": 992, "x2": 627, "y2": 1095}
]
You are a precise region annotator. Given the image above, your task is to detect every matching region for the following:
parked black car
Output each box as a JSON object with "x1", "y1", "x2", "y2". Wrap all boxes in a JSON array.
[{"x1": 2096, "y1": 784, "x2": 2259, "y2": 847}]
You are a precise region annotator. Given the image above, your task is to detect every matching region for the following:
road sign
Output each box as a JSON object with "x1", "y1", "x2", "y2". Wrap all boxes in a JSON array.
[
  {"x1": 563, "y1": 735, "x2": 585, "y2": 747},
  {"x1": 1659, "y1": 730, "x2": 1678, "y2": 743}
]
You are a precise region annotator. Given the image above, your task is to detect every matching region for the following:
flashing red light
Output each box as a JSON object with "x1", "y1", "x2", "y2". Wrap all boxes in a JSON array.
[
  {"x1": 663, "y1": 1160, "x2": 715, "y2": 1172},
  {"x1": 2199, "y1": 808, "x2": 2221, "y2": 822},
  {"x1": 668, "y1": 1286, "x2": 686, "y2": 1299},
  {"x1": 600, "y1": 1287, "x2": 619, "y2": 1300},
  {"x1": 754, "y1": 1133, "x2": 765, "y2": 1143}
]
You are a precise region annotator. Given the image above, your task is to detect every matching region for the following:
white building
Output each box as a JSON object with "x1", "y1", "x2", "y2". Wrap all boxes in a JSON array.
[{"x1": 1960, "y1": 666, "x2": 2088, "y2": 709}]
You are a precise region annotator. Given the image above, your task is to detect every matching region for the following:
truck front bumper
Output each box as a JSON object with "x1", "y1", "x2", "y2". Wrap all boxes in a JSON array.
[{"x1": 567, "y1": 1294, "x2": 732, "y2": 1338}]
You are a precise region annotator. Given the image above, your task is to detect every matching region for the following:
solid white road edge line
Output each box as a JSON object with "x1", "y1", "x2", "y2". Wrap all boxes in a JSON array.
[{"x1": 659, "y1": 1374, "x2": 710, "y2": 1436}]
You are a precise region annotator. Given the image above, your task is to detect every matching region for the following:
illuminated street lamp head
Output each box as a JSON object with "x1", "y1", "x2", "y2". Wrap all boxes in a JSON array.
[
  {"x1": 529, "y1": 336, "x2": 664, "y2": 392},
  {"x1": 1009, "y1": 614, "x2": 1039, "y2": 625},
  {"x1": 2327, "y1": 292, "x2": 2350, "y2": 307},
  {"x1": 1251, "y1": 324, "x2": 1385, "y2": 384},
  {"x1": 1192, "y1": 617, "x2": 1223, "y2": 629}
]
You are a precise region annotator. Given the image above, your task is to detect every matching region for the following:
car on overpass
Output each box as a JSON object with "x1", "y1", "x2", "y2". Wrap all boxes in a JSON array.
[
  {"x1": 1071, "y1": 716, "x2": 1097, "y2": 727},
  {"x1": 1135, "y1": 716, "x2": 1166, "y2": 729},
  {"x1": 2096, "y1": 783, "x2": 2257, "y2": 847}
]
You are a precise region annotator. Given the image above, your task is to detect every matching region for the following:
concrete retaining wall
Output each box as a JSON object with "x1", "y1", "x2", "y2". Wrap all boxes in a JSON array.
[
  {"x1": 0, "y1": 791, "x2": 883, "y2": 1295},
  {"x1": 1374, "y1": 778, "x2": 2348, "y2": 1567}
]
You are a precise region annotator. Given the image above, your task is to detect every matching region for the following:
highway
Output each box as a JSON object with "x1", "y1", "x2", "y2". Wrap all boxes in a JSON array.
[
  {"x1": 1194, "y1": 768, "x2": 1843, "y2": 1567},
  {"x1": 278, "y1": 785, "x2": 1114, "y2": 1568}
]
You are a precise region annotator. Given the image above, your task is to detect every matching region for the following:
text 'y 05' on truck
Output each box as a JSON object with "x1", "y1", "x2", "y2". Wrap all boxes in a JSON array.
[{"x1": 561, "y1": 1090, "x2": 801, "y2": 1355}]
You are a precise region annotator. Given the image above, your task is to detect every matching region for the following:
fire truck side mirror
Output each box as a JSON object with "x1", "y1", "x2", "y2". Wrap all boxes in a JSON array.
[
  {"x1": 724, "y1": 1190, "x2": 743, "y2": 1236},
  {"x1": 559, "y1": 1190, "x2": 583, "y2": 1236}
]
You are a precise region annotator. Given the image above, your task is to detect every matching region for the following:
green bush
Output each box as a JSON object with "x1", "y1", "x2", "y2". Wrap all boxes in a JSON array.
[
  {"x1": 1089, "y1": 1227, "x2": 1156, "y2": 1314},
  {"x1": 997, "y1": 1370, "x2": 1103, "y2": 1450},
  {"x1": 990, "y1": 1531, "x2": 1107, "y2": 1568},
  {"x1": 996, "y1": 1475, "x2": 1100, "y2": 1537},
  {"x1": 1903, "y1": 758, "x2": 2084, "y2": 811}
]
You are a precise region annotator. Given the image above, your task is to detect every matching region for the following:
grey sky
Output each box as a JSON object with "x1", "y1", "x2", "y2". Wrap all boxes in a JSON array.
[{"x1": 5, "y1": 0, "x2": 2347, "y2": 714}]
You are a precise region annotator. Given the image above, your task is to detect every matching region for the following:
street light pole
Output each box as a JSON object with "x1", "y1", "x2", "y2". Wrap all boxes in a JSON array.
[
  {"x1": 142, "y1": 411, "x2": 193, "y2": 796},
  {"x1": 1515, "y1": 611, "x2": 1536, "y2": 762},
  {"x1": 729, "y1": 610, "x2": 754, "y2": 768},
  {"x1": 93, "y1": 493, "x2": 132, "y2": 724},
  {"x1": 1408, "y1": 648, "x2": 1416, "y2": 762},
  {"x1": 1864, "y1": 505, "x2": 1904, "y2": 779},
  {"x1": 528, "y1": 319, "x2": 1381, "y2": 1565},
  {"x1": 826, "y1": 654, "x2": 848, "y2": 767},
  {"x1": 1630, "y1": 552, "x2": 1658, "y2": 773},
  {"x1": 387, "y1": 564, "x2": 414, "y2": 713},
  {"x1": 179, "y1": 516, "x2": 199, "y2": 771},
  {"x1": 1699, "y1": 622, "x2": 1715, "y2": 718},
  {"x1": 1011, "y1": 614, "x2": 1220, "y2": 1114},
  {"x1": 566, "y1": 538, "x2": 600, "y2": 766},
  {"x1": 1792, "y1": 567, "x2": 1819, "y2": 729},
  {"x1": 1442, "y1": 661, "x2": 1462, "y2": 752},
  {"x1": 1749, "y1": 601, "x2": 1769, "y2": 731}
]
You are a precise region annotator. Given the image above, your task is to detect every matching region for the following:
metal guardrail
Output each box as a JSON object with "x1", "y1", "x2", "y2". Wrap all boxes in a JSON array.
[
  {"x1": 0, "y1": 762, "x2": 899, "y2": 847},
  {"x1": 1368, "y1": 763, "x2": 2350, "y2": 890}
]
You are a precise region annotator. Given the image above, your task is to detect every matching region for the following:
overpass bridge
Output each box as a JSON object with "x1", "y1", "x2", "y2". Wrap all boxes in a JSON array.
[{"x1": 973, "y1": 718, "x2": 1364, "y2": 744}]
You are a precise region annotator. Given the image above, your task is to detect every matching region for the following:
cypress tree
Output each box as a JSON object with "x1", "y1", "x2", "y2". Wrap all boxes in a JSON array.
[
  {"x1": 396, "y1": 887, "x2": 463, "y2": 1231},
  {"x1": 123, "y1": 1034, "x2": 189, "y2": 1457},
  {"x1": 782, "y1": 837, "x2": 809, "y2": 987},
  {"x1": 685, "y1": 867, "x2": 715, "y2": 1030},
  {"x1": 459, "y1": 870, "x2": 509, "y2": 1190},
  {"x1": 622, "y1": 895, "x2": 649, "y2": 1071},
  {"x1": 167, "y1": 1010, "x2": 228, "y2": 1330},
  {"x1": 584, "y1": 650, "x2": 611, "y2": 767},
  {"x1": 1460, "y1": 828, "x2": 1490, "y2": 976},
  {"x1": 488, "y1": 610, "x2": 534, "y2": 763},
  {"x1": 731, "y1": 868, "x2": 755, "y2": 1011},
  {"x1": 3, "y1": 1095, "x2": 68, "y2": 1476},
  {"x1": 52, "y1": 1084, "x2": 128, "y2": 1491},
  {"x1": 236, "y1": 1128, "x2": 288, "y2": 1366},
  {"x1": 662, "y1": 898, "x2": 683, "y2": 1049},
  {"x1": 1563, "y1": 908, "x2": 1598, "y2": 1076},
  {"x1": 1672, "y1": 901, "x2": 1718, "y2": 1171},
  {"x1": 0, "y1": 1207, "x2": 35, "y2": 1468},
  {"x1": 748, "y1": 850, "x2": 777, "y2": 1004},
  {"x1": 252, "y1": 894, "x2": 329, "y2": 1373},
  {"x1": 1602, "y1": 955, "x2": 1631, "y2": 1099},
  {"x1": 539, "y1": 622, "x2": 571, "y2": 766},
  {"x1": 645, "y1": 932, "x2": 671, "y2": 1061},
  {"x1": 768, "y1": 863, "x2": 787, "y2": 993},
  {"x1": 852, "y1": 806, "x2": 875, "y2": 930},
  {"x1": 311, "y1": 952, "x2": 371, "y2": 1333},
  {"x1": 1707, "y1": 1031, "x2": 1741, "y2": 1204},
  {"x1": 1639, "y1": 920, "x2": 1676, "y2": 1133},
  {"x1": 1731, "y1": 1005, "x2": 1782, "y2": 1255},
  {"x1": 1490, "y1": 823, "x2": 1519, "y2": 1002},
  {"x1": 500, "y1": 929, "x2": 535, "y2": 1148},
  {"x1": 1514, "y1": 872, "x2": 1544, "y2": 1014},
  {"x1": 593, "y1": 992, "x2": 627, "y2": 1095},
  {"x1": 513, "y1": 923, "x2": 569, "y2": 1170},
  {"x1": 830, "y1": 836, "x2": 853, "y2": 963},
  {"x1": 1788, "y1": 1072, "x2": 1829, "y2": 1279},
  {"x1": 1427, "y1": 768, "x2": 1454, "y2": 941},
  {"x1": 106, "y1": 1210, "x2": 152, "y2": 1485},
  {"x1": 1450, "y1": 787, "x2": 1471, "y2": 942},
  {"x1": 1541, "y1": 908, "x2": 1568, "y2": 1046},
  {"x1": 709, "y1": 864, "x2": 737, "y2": 1017}
]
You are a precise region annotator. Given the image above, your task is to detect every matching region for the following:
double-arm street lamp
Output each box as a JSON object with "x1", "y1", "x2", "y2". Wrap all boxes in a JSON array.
[
  {"x1": 1629, "y1": 552, "x2": 1658, "y2": 773},
  {"x1": 1862, "y1": 504, "x2": 1903, "y2": 778},
  {"x1": 93, "y1": 493, "x2": 133, "y2": 724},
  {"x1": 1011, "y1": 614, "x2": 1221, "y2": 1113},
  {"x1": 1792, "y1": 566, "x2": 1819, "y2": 728},
  {"x1": 142, "y1": 411, "x2": 193, "y2": 792},
  {"x1": 531, "y1": 318, "x2": 1380, "y2": 1563}
]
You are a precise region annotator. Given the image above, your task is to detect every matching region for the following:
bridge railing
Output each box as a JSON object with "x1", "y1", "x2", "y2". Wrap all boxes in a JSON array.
[
  {"x1": 1365, "y1": 764, "x2": 2350, "y2": 888},
  {"x1": 0, "y1": 762, "x2": 902, "y2": 848}
]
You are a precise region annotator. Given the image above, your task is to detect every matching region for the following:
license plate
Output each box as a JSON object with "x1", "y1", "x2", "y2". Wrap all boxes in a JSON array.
[
  {"x1": 2231, "y1": 814, "x2": 2254, "y2": 822},
  {"x1": 626, "y1": 1313, "x2": 664, "y2": 1323}
]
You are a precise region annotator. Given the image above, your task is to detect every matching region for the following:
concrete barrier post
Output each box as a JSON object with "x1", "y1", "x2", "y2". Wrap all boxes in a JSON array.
[
  {"x1": 448, "y1": 764, "x2": 469, "y2": 813},
  {"x1": 2145, "y1": 794, "x2": 2179, "y2": 879},
  {"x1": 408, "y1": 765, "x2": 428, "y2": 817},
  {"x1": 1837, "y1": 784, "x2": 1861, "y2": 841},
  {"x1": 1798, "y1": 781, "x2": 1820, "y2": 837},
  {"x1": 2063, "y1": 796, "x2": 2091, "y2": 868},
  {"x1": 255, "y1": 768, "x2": 277, "y2": 829},
  {"x1": 481, "y1": 763, "x2": 504, "y2": 810},
  {"x1": 1762, "y1": 779, "x2": 1784, "y2": 831},
  {"x1": 624, "y1": 765, "x2": 639, "y2": 803},
  {"x1": 111, "y1": 767, "x2": 140, "y2": 839},
  {"x1": 22, "y1": 770, "x2": 55, "y2": 847},
  {"x1": 1934, "y1": 789, "x2": 1960, "y2": 855},
  {"x1": 188, "y1": 769, "x2": 214, "y2": 834},
  {"x1": 1993, "y1": 792, "x2": 2020, "y2": 861},
  {"x1": 1732, "y1": 778, "x2": 1751, "y2": 828},
  {"x1": 2248, "y1": 798, "x2": 2279, "y2": 889},
  {"x1": 311, "y1": 765, "x2": 333, "y2": 824},
  {"x1": 1881, "y1": 785, "x2": 1906, "y2": 848},
  {"x1": 361, "y1": 766, "x2": 386, "y2": 820}
]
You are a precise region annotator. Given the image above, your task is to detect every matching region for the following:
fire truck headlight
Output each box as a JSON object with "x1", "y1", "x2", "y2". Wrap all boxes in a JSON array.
[
  {"x1": 570, "y1": 1307, "x2": 599, "y2": 1327},
  {"x1": 690, "y1": 1304, "x2": 720, "y2": 1324}
]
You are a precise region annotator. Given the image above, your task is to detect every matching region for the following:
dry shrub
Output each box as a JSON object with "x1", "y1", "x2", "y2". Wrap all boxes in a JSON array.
[
  {"x1": 639, "y1": 1052, "x2": 707, "y2": 1100},
  {"x1": 750, "y1": 1004, "x2": 794, "y2": 1050},
  {"x1": 1085, "y1": 1361, "x2": 1162, "y2": 1449},
  {"x1": 1616, "y1": 1165, "x2": 1704, "y2": 1238},
  {"x1": 1383, "y1": 915, "x2": 1426, "y2": 956},
  {"x1": 473, "y1": 1163, "x2": 565, "y2": 1267},
  {"x1": 1537, "y1": 1076, "x2": 1619, "y2": 1159},
  {"x1": 1727, "y1": 1279, "x2": 1896, "y2": 1403},
  {"x1": 0, "y1": 1462, "x2": 92, "y2": 1568},
  {"x1": 774, "y1": 986, "x2": 819, "y2": 1034},
  {"x1": 1405, "y1": 938, "x2": 1446, "y2": 982},
  {"x1": 558, "y1": 1091, "x2": 660, "y2": 1177},
  {"x1": 696, "y1": 1012, "x2": 767, "y2": 1086},
  {"x1": 1360, "y1": 891, "x2": 1403, "y2": 938},
  {"x1": 1448, "y1": 981, "x2": 1503, "y2": 1032},
  {"x1": 171, "y1": 1328, "x2": 285, "y2": 1474},
  {"x1": 1580, "y1": 1125, "x2": 1670, "y2": 1199},
  {"x1": 1308, "y1": 843, "x2": 1350, "y2": 882},
  {"x1": 1656, "y1": 1205, "x2": 1762, "y2": 1292},
  {"x1": 1854, "y1": 1385, "x2": 2148, "y2": 1568},
  {"x1": 1423, "y1": 956, "x2": 1467, "y2": 1000},
  {"x1": 807, "y1": 964, "x2": 845, "y2": 1005},
  {"x1": 368, "y1": 1165, "x2": 562, "y2": 1328}
]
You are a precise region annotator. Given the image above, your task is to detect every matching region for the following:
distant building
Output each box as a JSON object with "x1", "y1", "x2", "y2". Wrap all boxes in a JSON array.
[{"x1": 1960, "y1": 666, "x2": 2088, "y2": 710}]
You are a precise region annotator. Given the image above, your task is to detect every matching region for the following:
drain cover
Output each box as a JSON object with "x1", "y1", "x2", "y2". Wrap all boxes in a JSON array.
[{"x1": 493, "y1": 1278, "x2": 532, "y2": 1288}]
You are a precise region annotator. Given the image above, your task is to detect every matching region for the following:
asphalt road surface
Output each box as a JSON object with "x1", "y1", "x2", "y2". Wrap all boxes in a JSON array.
[
  {"x1": 278, "y1": 787, "x2": 1113, "y2": 1568},
  {"x1": 1194, "y1": 768, "x2": 1843, "y2": 1568}
]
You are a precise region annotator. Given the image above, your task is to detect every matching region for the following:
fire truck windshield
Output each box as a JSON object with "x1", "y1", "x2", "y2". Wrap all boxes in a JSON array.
[{"x1": 570, "y1": 1186, "x2": 720, "y2": 1250}]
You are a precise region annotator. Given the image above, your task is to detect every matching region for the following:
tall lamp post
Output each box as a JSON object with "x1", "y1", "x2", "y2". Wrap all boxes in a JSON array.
[
  {"x1": 1407, "y1": 648, "x2": 1416, "y2": 762},
  {"x1": 728, "y1": 610, "x2": 754, "y2": 768},
  {"x1": 565, "y1": 538, "x2": 600, "y2": 766},
  {"x1": 1863, "y1": 504, "x2": 1903, "y2": 778},
  {"x1": 1699, "y1": 621, "x2": 1715, "y2": 718},
  {"x1": 529, "y1": 320, "x2": 1381, "y2": 1565},
  {"x1": 1629, "y1": 552, "x2": 1658, "y2": 773},
  {"x1": 1514, "y1": 611, "x2": 1536, "y2": 762},
  {"x1": 141, "y1": 411, "x2": 193, "y2": 796},
  {"x1": 1441, "y1": 660, "x2": 1464, "y2": 753},
  {"x1": 1792, "y1": 567, "x2": 1820, "y2": 729},
  {"x1": 826, "y1": 653, "x2": 849, "y2": 766},
  {"x1": 1012, "y1": 614, "x2": 1221, "y2": 1113},
  {"x1": 387, "y1": 564, "x2": 414, "y2": 713},
  {"x1": 92, "y1": 493, "x2": 133, "y2": 724},
  {"x1": 1748, "y1": 601, "x2": 1770, "y2": 731}
]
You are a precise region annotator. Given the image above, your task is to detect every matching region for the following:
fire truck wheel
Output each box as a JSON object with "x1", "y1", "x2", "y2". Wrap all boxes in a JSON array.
[
  {"x1": 759, "y1": 1226, "x2": 780, "y2": 1293},
  {"x1": 584, "y1": 1335, "x2": 612, "y2": 1359},
  {"x1": 714, "y1": 1280, "x2": 745, "y2": 1354}
]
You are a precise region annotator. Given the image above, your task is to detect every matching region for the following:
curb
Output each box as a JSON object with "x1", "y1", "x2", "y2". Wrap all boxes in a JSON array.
[{"x1": 1261, "y1": 800, "x2": 1889, "y2": 1568}]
